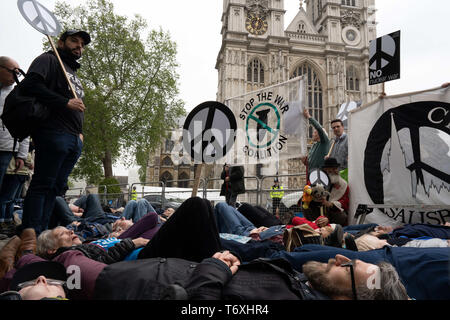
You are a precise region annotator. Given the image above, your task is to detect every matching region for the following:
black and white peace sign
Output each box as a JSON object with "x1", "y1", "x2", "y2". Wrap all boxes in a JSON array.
[
  {"x1": 18, "y1": 0, "x2": 62, "y2": 36},
  {"x1": 182, "y1": 101, "x2": 237, "y2": 164},
  {"x1": 308, "y1": 169, "x2": 330, "y2": 190},
  {"x1": 369, "y1": 30, "x2": 400, "y2": 85},
  {"x1": 369, "y1": 35, "x2": 396, "y2": 71}
]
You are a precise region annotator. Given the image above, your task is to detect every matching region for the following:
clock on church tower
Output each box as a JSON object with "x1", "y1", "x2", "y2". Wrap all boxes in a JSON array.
[{"x1": 246, "y1": 13, "x2": 268, "y2": 35}]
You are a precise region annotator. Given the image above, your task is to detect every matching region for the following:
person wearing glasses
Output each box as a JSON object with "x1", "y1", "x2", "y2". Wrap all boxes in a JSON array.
[
  {"x1": 325, "y1": 119, "x2": 348, "y2": 172},
  {"x1": 0, "y1": 56, "x2": 29, "y2": 196},
  {"x1": 0, "y1": 56, "x2": 30, "y2": 236},
  {"x1": 0, "y1": 245, "x2": 409, "y2": 301},
  {"x1": 16, "y1": 30, "x2": 91, "y2": 236}
]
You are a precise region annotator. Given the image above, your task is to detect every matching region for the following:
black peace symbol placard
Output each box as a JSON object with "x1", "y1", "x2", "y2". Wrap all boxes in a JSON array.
[
  {"x1": 18, "y1": 0, "x2": 61, "y2": 36},
  {"x1": 369, "y1": 30, "x2": 401, "y2": 85},
  {"x1": 183, "y1": 101, "x2": 237, "y2": 164}
]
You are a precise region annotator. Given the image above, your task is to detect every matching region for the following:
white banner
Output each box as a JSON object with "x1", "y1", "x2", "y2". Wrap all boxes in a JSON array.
[
  {"x1": 223, "y1": 76, "x2": 308, "y2": 166},
  {"x1": 349, "y1": 86, "x2": 450, "y2": 226}
]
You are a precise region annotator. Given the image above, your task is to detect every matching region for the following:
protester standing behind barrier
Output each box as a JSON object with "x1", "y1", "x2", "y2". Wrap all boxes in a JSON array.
[
  {"x1": 301, "y1": 108, "x2": 330, "y2": 175},
  {"x1": 270, "y1": 178, "x2": 284, "y2": 216},
  {"x1": 220, "y1": 164, "x2": 245, "y2": 208},
  {"x1": 130, "y1": 186, "x2": 137, "y2": 201},
  {"x1": 18, "y1": 30, "x2": 91, "y2": 235},
  {"x1": 325, "y1": 119, "x2": 348, "y2": 172}
]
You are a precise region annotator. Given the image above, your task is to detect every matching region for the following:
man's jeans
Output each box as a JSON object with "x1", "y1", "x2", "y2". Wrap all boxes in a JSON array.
[
  {"x1": 215, "y1": 202, "x2": 256, "y2": 236},
  {"x1": 0, "y1": 174, "x2": 27, "y2": 222},
  {"x1": 122, "y1": 199, "x2": 155, "y2": 222},
  {"x1": 21, "y1": 129, "x2": 82, "y2": 234},
  {"x1": 0, "y1": 151, "x2": 13, "y2": 188},
  {"x1": 49, "y1": 195, "x2": 119, "y2": 229}
]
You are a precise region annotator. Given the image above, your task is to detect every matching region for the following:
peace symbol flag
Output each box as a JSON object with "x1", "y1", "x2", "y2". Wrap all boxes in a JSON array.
[
  {"x1": 223, "y1": 77, "x2": 308, "y2": 169},
  {"x1": 349, "y1": 85, "x2": 450, "y2": 226}
]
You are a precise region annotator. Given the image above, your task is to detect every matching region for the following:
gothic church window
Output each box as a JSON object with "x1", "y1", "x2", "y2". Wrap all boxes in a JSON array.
[
  {"x1": 161, "y1": 156, "x2": 173, "y2": 166},
  {"x1": 164, "y1": 139, "x2": 174, "y2": 153},
  {"x1": 160, "y1": 171, "x2": 173, "y2": 187},
  {"x1": 297, "y1": 22, "x2": 306, "y2": 33},
  {"x1": 178, "y1": 172, "x2": 190, "y2": 188},
  {"x1": 346, "y1": 65, "x2": 360, "y2": 91},
  {"x1": 342, "y1": 0, "x2": 356, "y2": 6},
  {"x1": 247, "y1": 59, "x2": 265, "y2": 84},
  {"x1": 291, "y1": 63, "x2": 323, "y2": 137}
]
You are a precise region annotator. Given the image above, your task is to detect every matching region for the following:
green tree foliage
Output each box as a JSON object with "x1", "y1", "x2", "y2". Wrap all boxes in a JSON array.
[
  {"x1": 52, "y1": 0, "x2": 185, "y2": 183},
  {"x1": 98, "y1": 177, "x2": 121, "y2": 195}
]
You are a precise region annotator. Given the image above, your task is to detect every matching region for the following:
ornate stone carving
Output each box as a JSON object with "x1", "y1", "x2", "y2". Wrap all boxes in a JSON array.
[
  {"x1": 341, "y1": 10, "x2": 361, "y2": 29},
  {"x1": 246, "y1": 0, "x2": 269, "y2": 16}
]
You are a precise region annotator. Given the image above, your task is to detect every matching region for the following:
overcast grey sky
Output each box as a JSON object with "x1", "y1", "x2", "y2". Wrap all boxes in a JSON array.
[
  {"x1": 1, "y1": 0, "x2": 449, "y2": 174},
  {"x1": 1, "y1": 0, "x2": 449, "y2": 111}
]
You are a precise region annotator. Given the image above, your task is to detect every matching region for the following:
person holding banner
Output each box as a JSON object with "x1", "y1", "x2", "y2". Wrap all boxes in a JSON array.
[
  {"x1": 18, "y1": 30, "x2": 91, "y2": 235},
  {"x1": 301, "y1": 108, "x2": 330, "y2": 174}
]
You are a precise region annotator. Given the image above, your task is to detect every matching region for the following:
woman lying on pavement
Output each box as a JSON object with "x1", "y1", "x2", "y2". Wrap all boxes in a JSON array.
[{"x1": 2, "y1": 197, "x2": 443, "y2": 300}]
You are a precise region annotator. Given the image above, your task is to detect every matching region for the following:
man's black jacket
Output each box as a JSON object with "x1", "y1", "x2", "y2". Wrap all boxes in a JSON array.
[
  {"x1": 52, "y1": 238, "x2": 135, "y2": 265},
  {"x1": 93, "y1": 256, "x2": 329, "y2": 300}
]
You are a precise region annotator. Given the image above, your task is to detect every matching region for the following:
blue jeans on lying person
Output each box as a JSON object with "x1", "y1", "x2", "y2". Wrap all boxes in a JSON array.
[
  {"x1": 121, "y1": 199, "x2": 155, "y2": 222},
  {"x1": 220, "y1": 238, "x2": 285, "y2": 262},
  {"x1": 342, "y1": 223, "x2": 378, "y2": 235},
  {"x1": 215, "y1": 202, "x2": 256, "y2": 236},
  {"x1": 268, "y1": 244, "x2": 450, "y2": 300},
  {"x1": 49, "y1": 195, "x2": 119, "y2": 229}
]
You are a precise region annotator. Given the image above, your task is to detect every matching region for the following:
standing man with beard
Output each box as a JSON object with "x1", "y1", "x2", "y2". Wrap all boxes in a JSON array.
[
  {"x1": 18, "y1": 30, "x2": 91, "y2": 236},
  {"x1": 319, "y1": 157, "x2": 349, "y2": 226}
]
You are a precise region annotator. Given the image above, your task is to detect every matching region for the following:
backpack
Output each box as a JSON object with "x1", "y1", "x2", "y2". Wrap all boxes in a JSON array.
[
  {"x1": 283, "y1": 224, "x2": 323, "y2": 252},
  {"x1": 1, "y1": 69, "x2": 50, "y2": 143}
]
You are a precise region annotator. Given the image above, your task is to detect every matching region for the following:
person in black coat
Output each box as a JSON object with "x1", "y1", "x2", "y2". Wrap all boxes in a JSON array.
[
  {"x1": 1, "y1": 197, "x2": 408, "y2": 301},
  {"x1": 220, "y1": 164, "x2": 245, "y2": 207}
]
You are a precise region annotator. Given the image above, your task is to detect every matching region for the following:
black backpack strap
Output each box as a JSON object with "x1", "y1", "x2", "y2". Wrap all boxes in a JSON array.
[{"x1": 12, "y1": 138, "x2": 18, "y2": 155}]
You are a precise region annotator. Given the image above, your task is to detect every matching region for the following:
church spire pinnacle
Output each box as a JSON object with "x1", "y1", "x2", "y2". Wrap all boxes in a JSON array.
[{"x1": 299, "y1": 0, "x2": 304, "y2": 10}]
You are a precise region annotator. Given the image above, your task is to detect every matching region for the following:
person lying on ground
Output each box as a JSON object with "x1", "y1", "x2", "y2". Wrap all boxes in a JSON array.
[
  {"x1": 269, "y1": 243, "x2": 450, "y2": 300},
  {"x1": 36, "y1": 225, "x2": 150, "y2": 263},
  {"x1": 344, "y1": 222, "x2": 450, "y2": 251},
  {"x1": 236, "y1": 202, "x2": 282, "y2": 228},
  {"x1": 214, "y1": 201, "x2": 282, "y2": 240},
  {"x1": 49, "y1": 194, "x2": 162, "y2": 241},
  {"x1": 158, "y1": 207, "x2": 175, "y2": 223},
  {"x1": 215, "y1": 202, "x2": 348, "y2": 249},
  {"x1": 0, "y1": 197, "x2": 412, "y2": 300},
  {"x1": 1, "y1": 248, "x2": 408, "y2": 301}
]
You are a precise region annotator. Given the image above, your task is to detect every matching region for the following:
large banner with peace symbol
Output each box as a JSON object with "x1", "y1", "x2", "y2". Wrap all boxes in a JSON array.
[
  {"x1": 349, "y1": 86, "x2": 450, "y2": 226},
  {"x1": 223, "y1": 76, "x2": 308, "y2": 166}
]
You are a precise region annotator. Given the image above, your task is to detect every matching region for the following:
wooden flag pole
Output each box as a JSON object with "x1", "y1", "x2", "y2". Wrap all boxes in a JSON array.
[
  {"x1": 47, "y1": 35, "x2": 78, "y2": 99},
  {"x1": 326, "y1": 140, "x2": 335, "y2": 158}
]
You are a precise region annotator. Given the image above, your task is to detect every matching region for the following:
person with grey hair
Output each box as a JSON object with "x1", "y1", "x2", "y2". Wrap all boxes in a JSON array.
[
  {"x1": 1, "y1": 247, "x2": 407, "y2": 300},
  {"x1": 302, "y1": 255, "x2": 408, "y2": 300},
  {"x1": 36, "y1": 225, "x2": 148, "y2": 263},
  {"x1": 269, "y1": 243, "x2": 450, "y2": 300}
]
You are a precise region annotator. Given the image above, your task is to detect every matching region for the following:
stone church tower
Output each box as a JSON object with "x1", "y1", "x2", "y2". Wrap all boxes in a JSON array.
[
  {"x1": 215, "y1": 0, "x2": 381, "y2": 187},
  {"x1": 216, "y1": 0, "x2": 381, "y2": 131}
]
